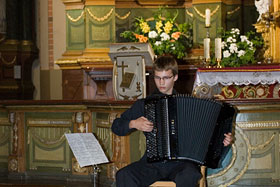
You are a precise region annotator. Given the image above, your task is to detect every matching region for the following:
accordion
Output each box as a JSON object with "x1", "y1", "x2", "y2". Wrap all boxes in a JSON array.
[{"x1": 144, "y1": 94, "x2": 223, "y2": 165}]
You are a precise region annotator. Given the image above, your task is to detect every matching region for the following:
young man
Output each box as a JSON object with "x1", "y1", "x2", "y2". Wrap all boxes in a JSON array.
[{"x1": 111, "y1": 56, "x2": 232, "y2": 187}]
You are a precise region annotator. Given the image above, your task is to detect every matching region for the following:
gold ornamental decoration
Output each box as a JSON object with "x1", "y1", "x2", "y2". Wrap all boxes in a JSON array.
[
  {"x1": 193, "y1": 5, "x2": 220, "y2": 18},
  {"x1": 66, "y1": 11, "x2": 85, "y2": 22},
  {"x1": 86, "y1": 8, "x2": 114, "y2": 22},
  {"x1": 227, "y1": 6, "x2": 240, "y2": 15},
  {"x1": 115, "y1": 11, "x2": 131, "y2": 20}
]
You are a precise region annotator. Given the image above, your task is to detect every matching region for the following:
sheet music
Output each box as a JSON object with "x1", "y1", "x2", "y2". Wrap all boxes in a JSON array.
[{"x1": 65, "y1": 133, "x2": 109, "y2": 167}]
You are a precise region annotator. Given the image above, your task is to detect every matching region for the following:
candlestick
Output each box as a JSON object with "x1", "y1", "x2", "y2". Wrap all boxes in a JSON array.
[
  {"x1": 215, "y1": 38, "x2": 222, "y2": 59},
  {"x1": 205, "y1": 8, "x2": 211, "y2": 27},
  {"x1": 204, "y1": 38, "x2": 210, "y2": 60},
  {"x1": 216, "y1": 58, "x2": 222, "y2": 68}
]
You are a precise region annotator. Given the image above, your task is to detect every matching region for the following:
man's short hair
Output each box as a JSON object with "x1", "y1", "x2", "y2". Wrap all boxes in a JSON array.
[{"x1": 153, "y1": 55, "x2": 178, "y2": 76}]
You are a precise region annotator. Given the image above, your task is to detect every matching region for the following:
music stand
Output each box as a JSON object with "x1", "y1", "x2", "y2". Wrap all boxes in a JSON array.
[{"x1": 65, "y1": 133, "x2": 109, "y2": 187}]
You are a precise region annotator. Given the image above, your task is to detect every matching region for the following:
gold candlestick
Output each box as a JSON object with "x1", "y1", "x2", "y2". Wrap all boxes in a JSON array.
[
  {"x1": 216, "y1": 58, "x2": 222, "y2": 68},
  {"x1": 205, "y1": 58, "x2": 211, "y2": 68}
]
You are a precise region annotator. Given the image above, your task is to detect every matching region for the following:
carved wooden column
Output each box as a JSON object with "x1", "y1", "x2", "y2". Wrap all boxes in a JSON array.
[
  {"x1": 71, "y1": 111, "x2": 92, "y2": 175},
  {"x1": 8, "y1": 112, "x2": 25, "y2": 175},
  {"x1": 107, "y1": 112, "x2": 130, "y2": 180},
  {"x1": 0, "y1": 0, "x2": 38, "y2": 99}
]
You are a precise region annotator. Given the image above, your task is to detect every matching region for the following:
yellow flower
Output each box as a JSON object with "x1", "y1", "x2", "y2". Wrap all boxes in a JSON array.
[
  {"x1": 156, "y1": 21, "x2": 163, "y2": 33},
  {"x1": 164, "y1": 21, "x2": 173, "y2": 34},
  {"x1": 140, "y1": 21, "x2": 150, "y2": 33}
]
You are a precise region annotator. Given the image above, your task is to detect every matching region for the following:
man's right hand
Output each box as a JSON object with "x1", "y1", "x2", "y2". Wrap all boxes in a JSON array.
[{"x1": 129, "y1": 116, "x2": 153, "y2": 132}]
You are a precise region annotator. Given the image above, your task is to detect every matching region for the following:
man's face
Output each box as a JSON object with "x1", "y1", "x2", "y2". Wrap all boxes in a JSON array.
[{"x1": 154, "y1": 69, "x2": 178, "y2": 95}]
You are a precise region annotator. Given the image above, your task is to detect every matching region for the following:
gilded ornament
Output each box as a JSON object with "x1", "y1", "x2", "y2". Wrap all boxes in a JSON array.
[
  {"x1": 193, "y1": 6, "x2": 220, "y2": 19},
  {"x1": 186, "y1": 10, "x2": 193, "y2": 18},
  {"x1": 222, "y1": 86, "x2": 235, "y2": 98},
  {"x1": 8, "y1": 158, "x2": 18, "y2": 172},
  {"x1": 115, "y1": 11, "x2": 131, "y2": 20},
  {"x1": 66, "y1": 11, "x2": 84, "y2": 22},
  {"x1": 227, "y1": 7, "x2": 240, "y2": 15},
  {"x1": 73, "y1": 159, "x2": 87, "y2": 173},
  {"x1": 1, "y1": 56, "x2": 16, "y2": 66},
  {"x1": 86, "y1": 8, "x2": 114, "y2": 22}
]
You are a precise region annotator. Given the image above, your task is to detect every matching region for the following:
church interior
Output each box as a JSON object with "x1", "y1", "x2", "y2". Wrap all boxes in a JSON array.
[{"x1": 1, "y1": 0, "x2": 280, "y2": 186}]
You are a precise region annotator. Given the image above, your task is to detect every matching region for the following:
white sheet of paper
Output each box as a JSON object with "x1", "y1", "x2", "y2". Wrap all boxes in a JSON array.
[{"x1": 65, "y1": 133, "x2": 109, "y2": 167}]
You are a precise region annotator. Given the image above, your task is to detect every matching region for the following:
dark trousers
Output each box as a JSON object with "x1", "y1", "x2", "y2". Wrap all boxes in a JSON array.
[{"x1": 116, "y1": 160, "x2": 202, "y2": 187}]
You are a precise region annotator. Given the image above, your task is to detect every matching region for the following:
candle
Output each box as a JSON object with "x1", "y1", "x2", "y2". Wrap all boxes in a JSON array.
[
  {"x1": 204, "y1": 38, "x2": 210, "y2": 59},
  {"x1": 205, "y1": 8, "x2": 211, "y2": 27},
  {"x1": 215, "y1": 38, "x2": 222, "y2": 59}
]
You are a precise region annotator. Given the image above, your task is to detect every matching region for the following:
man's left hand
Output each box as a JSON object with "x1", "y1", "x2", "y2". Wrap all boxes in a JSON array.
[{"x1": 223, "y1": 133, "x2": 233, "y2": 146}]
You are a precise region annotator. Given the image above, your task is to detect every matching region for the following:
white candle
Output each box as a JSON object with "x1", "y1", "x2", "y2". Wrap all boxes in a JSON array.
[
  {"x1": 215, "y1": 38, "x2": 222, "y2": 59},
  {"x1": 204, "y1": 38, "x2": 210, "y2": 59},
  {"x1": 205, "y1": 8, "x2": 211, "y2": 27}
]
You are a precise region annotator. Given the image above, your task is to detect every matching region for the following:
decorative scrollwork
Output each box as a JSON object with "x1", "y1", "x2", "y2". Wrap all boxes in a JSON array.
[{"x1": 86, "y1": 8, "x2": 114, "y2": 22}]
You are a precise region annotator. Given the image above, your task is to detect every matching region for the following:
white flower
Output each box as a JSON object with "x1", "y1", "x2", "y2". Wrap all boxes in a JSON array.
[
  {"x1": 240, "y1": 35, "x2": 248, "y2": 42},
  {"x1": 248, "y1": 41, "x2": 253, "y2": 47},
  {"x1": 155, "y1": 41, "x2": 162, "y2": 46},
  {"x1": 148, "y1": 31, "x2": 158, "y2": 39},
  {"x1": 230, "y1": 28, "x2": 240, "y2": 35},
  {"x1": 237, "y1": 50, "x2": 246, "y2": 57},
  {"x1": 221, "y1": 41, "x2": 227, "y2": 49},
  {"x1": 223, "y1": 50, "x2": 231, "y2": 58},
  {"x1": 234, "y1": 28, "x2": 240, "y2": 35},
  {"x1": 227, "y1": 37, "x2": 233, "y2": 43},
  {"x1": 160, "y1": 32, "x2": 170, "y2": 41},
  {"x1": 229, "y1": 43, "x2": 238, "y2": 53},
  {"x1": 171, "y1": 46, "x2": 175, "y2": 50}
]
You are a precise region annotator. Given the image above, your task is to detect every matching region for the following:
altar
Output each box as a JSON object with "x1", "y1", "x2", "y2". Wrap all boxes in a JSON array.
[
  {"x1": 193, "y1": 65, "x2": 280, "y2": 99},
  {"x1": 192, "y1": 66, "x2": 280, "y2": 186}
]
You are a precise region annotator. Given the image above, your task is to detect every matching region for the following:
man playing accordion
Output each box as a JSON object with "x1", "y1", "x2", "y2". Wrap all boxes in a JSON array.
[{"x1": 112, "y1": 56, "x2": 233, "y2": 187}]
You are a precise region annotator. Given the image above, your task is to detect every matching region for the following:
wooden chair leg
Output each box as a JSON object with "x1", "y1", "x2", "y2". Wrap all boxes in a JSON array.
[{"x1": 199, "y1": 166, "x2": 206, "y2": 187}]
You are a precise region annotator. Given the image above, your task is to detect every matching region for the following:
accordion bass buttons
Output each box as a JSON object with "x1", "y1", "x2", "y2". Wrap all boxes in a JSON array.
[{"x1": 171, "y1": 119, "x2": 176, "y2": 135}]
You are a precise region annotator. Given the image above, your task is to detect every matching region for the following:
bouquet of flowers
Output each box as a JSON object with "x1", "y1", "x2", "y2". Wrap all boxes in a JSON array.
[
  {"x1": 120, "y1": 8, "x2": 193, "y2": 59},
  {"x1": 217, "y1": 28, "x2": 264, "y2": 67}
]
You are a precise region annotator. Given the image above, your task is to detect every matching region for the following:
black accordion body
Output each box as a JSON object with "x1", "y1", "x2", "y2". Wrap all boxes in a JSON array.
[{"x1": 144, "y1": 94, "x2": 223, "y2": 165}]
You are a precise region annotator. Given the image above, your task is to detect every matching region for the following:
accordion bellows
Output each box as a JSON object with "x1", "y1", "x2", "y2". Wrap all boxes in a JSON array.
[{"x1": 144, "y1": 94, "x2": 223, "y2": 164}]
